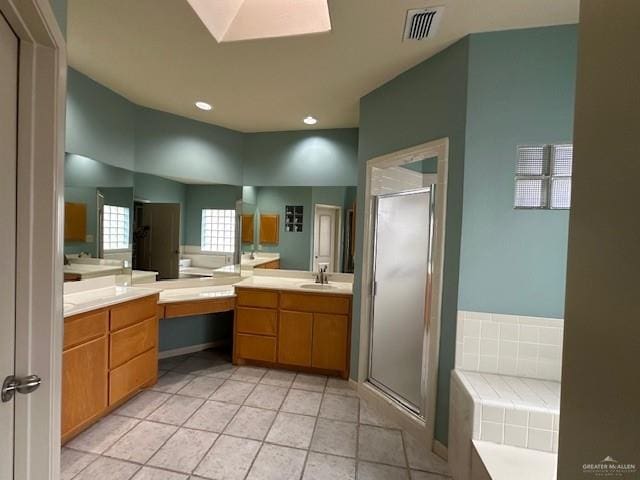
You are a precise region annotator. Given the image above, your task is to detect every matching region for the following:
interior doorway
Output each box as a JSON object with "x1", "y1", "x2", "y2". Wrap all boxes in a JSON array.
[
  {"x1": 133, "y1": 202, "x2": 181, "y2": 279},
  {"x1": 312, "y1": 204, "x2": 342, "y2": 272}
]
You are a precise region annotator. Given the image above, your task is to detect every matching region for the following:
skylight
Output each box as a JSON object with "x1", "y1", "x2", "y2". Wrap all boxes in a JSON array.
[{"x1": 186, "y1": 0, "x2": 332, "y2": 43}]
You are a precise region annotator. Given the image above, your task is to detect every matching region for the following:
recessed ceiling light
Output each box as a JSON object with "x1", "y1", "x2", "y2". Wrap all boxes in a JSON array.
[
  {"x1": 303, "y1": 116, "x2": 317, "y2": 125},
  {"x1": 195, "y1": 101, "x2": 212, "y2": 111}
]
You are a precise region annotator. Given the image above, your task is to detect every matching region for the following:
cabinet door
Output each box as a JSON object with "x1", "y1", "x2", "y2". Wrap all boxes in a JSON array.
[
  {"x1": 312, "y1": 313, "x2": 349, "y2": 372},
  {"x1": 62, "y1": 336, "x2": 108, "y2": 440},
  {"x1": 259, "y1": 214, "x2": 279, "y2": 245},
  {"x1": 241, "y1": 214, "x2": 254, "y2": 244},
  {"x1": 278, "y1": 310, "x2": 312, "y2": 366}
]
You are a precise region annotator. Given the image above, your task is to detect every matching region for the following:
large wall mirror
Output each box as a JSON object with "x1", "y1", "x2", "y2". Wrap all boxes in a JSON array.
[
  {"x1": 64, "y1": 154, "x2": 242, "y2": 283},
  {"x1": 240, "y1": 186, "x2": 357, "y2": 274}
]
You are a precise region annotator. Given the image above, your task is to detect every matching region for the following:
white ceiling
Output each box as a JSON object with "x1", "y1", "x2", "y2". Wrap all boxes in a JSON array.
[{"x1": 67, "y1": 0, "x2": 579, "y2": 133}]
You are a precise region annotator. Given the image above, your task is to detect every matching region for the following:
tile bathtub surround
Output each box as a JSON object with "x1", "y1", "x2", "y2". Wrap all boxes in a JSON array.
[
  {"x1": 455, "y1": 311, "x2": 564, "y2": 381},
  {"x1": 62, "y1": 348, "x2": 452, "y2": 480}
]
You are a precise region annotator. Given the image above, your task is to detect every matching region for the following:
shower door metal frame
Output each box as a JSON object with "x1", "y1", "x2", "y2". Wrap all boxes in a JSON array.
[
  {"x1": 356, "y1": 137, "x2": 448, "y2": 452},
  {"x1": 368, "y1": 187, "x2": 435, "y2": 417}
]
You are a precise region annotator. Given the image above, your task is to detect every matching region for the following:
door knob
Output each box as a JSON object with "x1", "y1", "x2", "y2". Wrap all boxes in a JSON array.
[{"x1": 1, "y1": 374, "x2": 42, "y2": 403}]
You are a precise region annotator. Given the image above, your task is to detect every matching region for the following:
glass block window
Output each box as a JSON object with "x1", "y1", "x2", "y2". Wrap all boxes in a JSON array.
[
  {"x1": 201, "y1": 209, "x2": 236, "y2": 253},
  {"x1": 514, "y1": 144, "x2": 573, "y2": 209},
  {"x1": 103, "y1": 205, "x2": 130, "y2": 250}
]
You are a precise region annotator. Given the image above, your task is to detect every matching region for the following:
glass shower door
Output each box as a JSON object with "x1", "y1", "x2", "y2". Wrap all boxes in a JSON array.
[{"x1": 369, "y1": 188, "x2": 433, "y2": 414}]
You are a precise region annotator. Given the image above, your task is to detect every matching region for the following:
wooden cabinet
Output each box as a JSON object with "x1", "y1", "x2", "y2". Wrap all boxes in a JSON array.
[
  {"x1": 241, "y1": 214, "x2": 254, "y2": 244},
  {"x1": 62, "y1": 294, "x2": 159, "y2": 444},
  {"x1": 278, "y1": 311, "x2": 313, "y2": 366},
  {"x1": 259, "y1": 214, "x2": 279, "y2": 244},
  {"x1": 234, "y1": 288, "x2": 351, "y2": 378},
  {"x1": 62, "y1": 335, "x2": 108, "y2": 440},
  {"x1": 64, "y1": 202, "x2": 86, "y2": 242},
  {"x1": 255, "y1": 259, "x2": 280, "y2": 269}
]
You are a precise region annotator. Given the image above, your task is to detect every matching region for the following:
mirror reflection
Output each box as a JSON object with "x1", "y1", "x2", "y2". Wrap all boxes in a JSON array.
[
  {"x1": 241, "y1": 186, "x2": 357, "y2": 274},
  {"x1": 63, "y1": 154, "x2": 242, "y2": 283}
]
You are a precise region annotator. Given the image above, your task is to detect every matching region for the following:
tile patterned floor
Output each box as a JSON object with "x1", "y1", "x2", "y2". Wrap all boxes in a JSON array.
[{"x1": 61, "y1": 348, "x2": 451, "y2": 480}]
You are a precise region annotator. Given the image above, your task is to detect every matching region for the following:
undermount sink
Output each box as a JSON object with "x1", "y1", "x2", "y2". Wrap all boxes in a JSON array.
[{"x1": 299, "y1": 283, "x2": 338, "y2": 290}]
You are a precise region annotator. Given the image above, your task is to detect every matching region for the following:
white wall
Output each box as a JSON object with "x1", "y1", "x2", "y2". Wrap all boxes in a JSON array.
[{"x1": 558, "y1": 0, "x2": 640, "y2": 477}]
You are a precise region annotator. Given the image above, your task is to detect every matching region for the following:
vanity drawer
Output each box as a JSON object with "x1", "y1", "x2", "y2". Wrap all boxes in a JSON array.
[
  {"x1": 64, "y1": 309, "x2": 108, "y2": 350},
  {"x1": 235, "y1": 334, "x2": 276, "y2": 362},
  {"x1": 109, "y1": 348, "x2": 156, "y2": 406},
  {"x1": 236, "y1": 289, "x2": 279, "y2": 309},
  {"x1": 110, "y1": 316, "x2": 157, "y2": 369},
  {"x1": 236, "y1": 307, "x2": 277, "y2": 336},
  {"x1": 110, "y1": 295, "x2": 157, "y2": 331},
  {"x1": 280, "y1": 292, "x2": 351, "y2": 315}
]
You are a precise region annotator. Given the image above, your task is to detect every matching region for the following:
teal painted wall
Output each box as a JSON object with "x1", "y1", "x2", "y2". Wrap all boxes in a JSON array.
[
  {"x1": 185, "y1": 185, "x2": 243, "y2": 246},
  {"x1": 459, "y1": 26, "x2": 577, "y2": 319},
  {"x1": 66, "y1": 69, "x2": 136, "y2": 171},
  {"x1": 159, "y1": 313, "x2": 233, "y2": 352},
  {"x1": 255, "y1": 187, "x2": 313, "y2": 270},
  {"x1": 244, "y1": 129, "x2": 359, "y2": 186},
  {"x1": 65, "y1": 154, "x2": 135, "y2": 187},
  {"x1": 50, "y1": 0, "x2": 67, "y2": 37},
  {"x1": 355, "y1": 37, "x2": 470, "y2": 445},
  {"x1": 135, "y1": 107, "x2": 244, "y2": 185}
]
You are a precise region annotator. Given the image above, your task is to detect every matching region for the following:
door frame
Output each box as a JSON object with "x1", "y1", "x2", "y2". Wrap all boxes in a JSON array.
[
  {"x1": 357, "y1": 138, "x2": 448, "y2": 452},
  {"x1": 0, "y1": 1, "x2": 66, "y2": 478},
  {"x1": 312, "y1": 203, "x2": 342, "y2": 272}
]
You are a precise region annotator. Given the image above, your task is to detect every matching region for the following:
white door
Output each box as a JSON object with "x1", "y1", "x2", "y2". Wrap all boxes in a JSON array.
[
  {"x1": 0, "y1": 11, "x2": 18, "y2": 478},
  {"x1": 313, "y1": 206, "x2": 337, "y2": 272}
]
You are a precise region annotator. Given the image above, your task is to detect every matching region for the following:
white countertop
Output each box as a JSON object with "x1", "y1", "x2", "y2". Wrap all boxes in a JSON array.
[
  {"x1": 64, "y1": 263, "x2": 124, "y2": 278},
  {"x1": 473, "y1": 441, "x2": 557, "y2": 480},
  {"x1": 64, "y1": 285, "x2": 160, "y2": 318},
  {"x1": 63, "y1": 270, "x2": 353, "y2": 316},
  {"x1": 235, "y1": 274, "x2": 353, "y2": 295},
  {"x1": 240, "y1": 253, "x2": 280, "y2": 268}
]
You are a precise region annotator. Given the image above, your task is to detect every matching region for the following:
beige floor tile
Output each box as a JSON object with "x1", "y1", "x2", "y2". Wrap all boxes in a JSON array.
[
  {"x1": 158, "y1": 356, "x2": 189, "y2": 371},
  {"x1": 266, "y1": 412, "x2": 316, "y2": 448},
  {"x1": 230, "y1": 366, "x2": 267, "y2": 383},
  {"x1": 115, "y1": 390, "x2": 171, "y2": 419},
  {"x1": 104, "y1": 420, "x2": 177, "y2": 463},
  {"x1": 177, "y1": 375, "x2": 224, "y2": 399},
  {"x1": 184, "y1": 400, "x2": 240, "y2": 432},
  {"x1": 292, "y1": 373, "x2": 327, "y2": 392},
  {"x1": 281, "y1": 389, "x2": 322, "y2": 416},
  {"x1": 357, "y1": 461, "x2": 410, "y2": 480},
  {"x1": 131, "y1": 466, "x2": 188, "y2": 479},
  {"x1": 244, "y1": 384, "x2": 288, "y2": 410},
  {"x1": 326, "y1": 378, "x2": 358, "y2": 397},
  {"x1": 319, "y1": 394, "x2": 359, "y2": 422},
  {"x1": 403, "y1": 433, "x2": 450, "y2": 476},
  {"x1": 201, "y1": 363, "x2": 237, "y2": 379},
  {"x1": 152, "y1": 372, "x2": 196, "y2": 394},
  {"x1": 147, "y1": 395, "x2": 204, "y2": 425},
  {"x1": 259, "y1": 369, "x2": 296, "y2": 388},
  {"x1": 148, "y1": 428, "x2": 218, "y2": 473},
  {"x1": 246, "y1": 444, "x2": 307, "y2": 480},
  {"x1": 358, "y1": 425, "x2": 406, "y2": 467},
  {"x1": 410, "y1": 470, "x2": 450, "y2": 480},
  {"x1": 60, "y1": 448, "x2": 98, "y2": 480},
  {"x1": 310, "y1": 418, "x2": 357, "y2": 457},
  {"x1": 66, "y1": 415, "x2": 139, "y2": 454},
  {"x1": 359, "y1": 400, "x2": 399, "y2": 428},
  {"x1": 194, "y1": 434, "x2": 261, "y2": 480},
  {"x1": 73, "y1": 456, "x2": 140, "y2": 480},
  {"x1": 303, "y1": 452, "x2": 356, "y2": 480},
  {"x1": 210, "y1": 380, "x2": 255, "y2": 404},
  {"x1": 224, "y1": 406, "x2": 276, "y2": 440},
  {"x1": 173, "y1": 357, "x2": 223, "y2": 376}
]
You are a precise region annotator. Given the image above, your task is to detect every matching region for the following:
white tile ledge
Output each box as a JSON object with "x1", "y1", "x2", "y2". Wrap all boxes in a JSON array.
[{"x1": 473, "y1": 440, "x2": 557, "y2": 480}]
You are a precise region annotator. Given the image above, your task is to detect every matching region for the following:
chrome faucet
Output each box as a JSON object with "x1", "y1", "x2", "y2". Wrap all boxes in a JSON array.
[
  {"x1": 315, "y1": 265, "x2": 328, "y2": 285},
  {"x1": 250, "y1": 250, "x2": 255, "y2": 260}
]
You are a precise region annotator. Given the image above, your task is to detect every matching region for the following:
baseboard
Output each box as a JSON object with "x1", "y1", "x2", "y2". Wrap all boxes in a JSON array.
[
  {"x1": 433, "y1": 439, "x2": 448, "y2": 460},
  {"x1": 158, "y1": 340, "x2": 229, "y2": 359}
]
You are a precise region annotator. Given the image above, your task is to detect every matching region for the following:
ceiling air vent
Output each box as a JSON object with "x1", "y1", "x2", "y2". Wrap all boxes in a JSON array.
[{"x1": 403, "y1": 7, "x2": 444, "y2": 41}]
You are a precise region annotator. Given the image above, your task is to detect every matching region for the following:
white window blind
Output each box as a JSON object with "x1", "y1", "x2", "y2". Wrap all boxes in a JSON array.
[
  {"x1": 103, "y1": 205, "x2": 130, "y2": 250},
  {"x1": 514, "y1": 144, "x2": 573, "y2": 209},
  {"x1": 201, "y1": 209, "x2": 236, "y2": 253}
]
